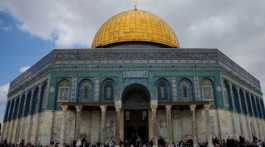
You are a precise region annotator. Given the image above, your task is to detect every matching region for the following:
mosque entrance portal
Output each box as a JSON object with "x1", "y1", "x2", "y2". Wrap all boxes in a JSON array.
[{"x1": 122, "y1": 84, "x2": 150, "y2": 146}]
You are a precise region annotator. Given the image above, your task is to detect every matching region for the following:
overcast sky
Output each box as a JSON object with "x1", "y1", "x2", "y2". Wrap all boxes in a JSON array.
[{"x1": 0, "y1": 0, "x2": 265, "y2": 121}]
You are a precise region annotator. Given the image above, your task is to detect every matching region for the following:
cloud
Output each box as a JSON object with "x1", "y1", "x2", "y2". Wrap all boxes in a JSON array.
[
  {"x1": 0, "y1": 0, "x2": 133, "y2": 48},
  {"x1": 0, "y1": 0, "x2": 265, "y2": 97},
  {"x1": 0, "y1": 83, "x2": 9, "y2": 105},
  {"x1": 19, "y1": 65, "x2": 30, "y2": 73}
]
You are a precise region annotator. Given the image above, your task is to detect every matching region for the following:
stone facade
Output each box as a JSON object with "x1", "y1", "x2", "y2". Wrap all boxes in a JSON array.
[{"x1": 1, "y1": 48, "x2": 265, "y2": 146}]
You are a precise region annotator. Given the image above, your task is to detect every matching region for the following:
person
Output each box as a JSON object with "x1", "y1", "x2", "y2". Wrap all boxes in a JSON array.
[
  {"x1": 76, "y1": 139, "x2": 82, "y2": 147},
  {"x1": 136, "y1": 135, "x2": 141, "y2": 147},
  {"x1": 81, "y1": 137, "x2": 87, "y2": 147},
  {"x1": 2, "y1": 139, "x2": 8, "y2": 147},
  {"x1": 19, "y1": 139, "x2": 25, "y2": 147},
  {"x1": 73, "y1": 140, "x2": 77, "y2": 147}
]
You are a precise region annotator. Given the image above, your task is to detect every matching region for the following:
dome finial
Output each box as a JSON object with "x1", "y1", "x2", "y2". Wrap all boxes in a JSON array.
[{"x1": 133, "y1": 0, "x2": 138, "y2": 10}]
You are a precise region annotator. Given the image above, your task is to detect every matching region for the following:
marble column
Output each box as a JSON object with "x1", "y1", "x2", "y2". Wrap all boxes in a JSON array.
[
  {"x1": 60, "y1": 105, "x2": 68, "y2": 147},
  {"x1": 166, "y1": 105, "x2": 173, "y2": 144},
  {"x1": 5, "y1": 100, "x2": 13, "y2": 142},
  {"x1": 11, "y1": 98, "x2": 19, "y2": 143},
  {"x1": 228, "y1": 82, "x2": 237, "y2": 138},
  {"x1": 9, "y1": 98, "x2": 17, "y2": 143},
  {"x1": 190, "y1": 104, "x2": 198, "y2": 147},
  {"x1": 236, "y1": 87, "x2": 243, "y2": 136},
  {"x1": 243, "y1": 90, "x2": 251, "y2": 140},
  {"x1": 2, "y1": 102, "x2": 10, "y2": 141},
  {"x1": 115, "y1": 106, "x2": 121, "y2": 146},
  {"x1": 34, "y1": 84, "x2": 43, "y2": 145},
  {"x1": 75, "y1": 105, "x2": 82, "y2": 140},
  {"x1": 204, "y1": 104, "x2": 214, "y2": 147},
  {"x1": 14, "y1": 96, "x2": 22, "y2": 144},
  {"x1": 151, "y1": 104, "x2": 158, "y2": 146},
  {"x1": 27, "y1": 89, "x2": 34, "y2": 143},
  {"x1": 19, "y1": 92, "x2": 28, "y2": 142},
  {"x1": 100, "y1": 105, "x2": 107, "y2": 143}
]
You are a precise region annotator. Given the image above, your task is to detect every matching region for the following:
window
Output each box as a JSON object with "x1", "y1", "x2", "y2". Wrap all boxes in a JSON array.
[
  {"x1": 157, "y1": 79, "x2": 171, "y2": 100},
  {"x1": 232, "y1": 86, "x2": 241, "y2": 113},
  {"x1": 183, "y1": 86, "x2": 188, "y2": 97},
  {"x1": 31, "y1": 88, "x2": 39, "y2": 114},
  {"x1": 102, "y1": 79, "x2": 114, "y2": 100},
  {"x1": 8, "y1": 100, "x2": 14, "y2": 121},
  {"x1": 58, "y1": 80, "x2": 71, "y2": 100},
  {"x1": 246, "y1": 92, "x2": 253, "y2": 116},
  {"x1": 4, "y1": 101, "x2": 10, "y2": 122},
  {"x1": 18, "y1": 94, "x2": 25, "y2": 118},
  {"x1": 179, "y1": 79, "x2": 193, "y2": 100},
  {"x1": 39, "y1": 83, "x2": 48, "y2": 112},
  {"x1": 79, "y1": 80, "x2": 93, "y2": 100},
  {"x1": 239, "y1": 89, "x2": 247, "y2": 114},
  {"x1": 223, "y1": 81, "x2": 233, "y2": 109},
  {"x1": 201, "y1": 79, "x2": 214, "y2": 100},
  {"x1": 24, "y1": 92, "x2": 31, "y2": 117}
]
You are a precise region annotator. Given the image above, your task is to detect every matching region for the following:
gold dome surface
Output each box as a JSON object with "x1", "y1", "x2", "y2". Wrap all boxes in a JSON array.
[{"x1": 92, "y1": 9, "x2": 180, "y2": 48}]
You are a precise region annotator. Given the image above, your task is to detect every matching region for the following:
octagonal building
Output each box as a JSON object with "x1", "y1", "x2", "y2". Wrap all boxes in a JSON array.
[{"x1": 2, "y1": 9, "x2": 265, "y2": 146}]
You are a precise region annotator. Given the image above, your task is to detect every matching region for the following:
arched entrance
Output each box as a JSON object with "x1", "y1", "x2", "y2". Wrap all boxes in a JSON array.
[{"x1": 122, "y1": 84, "x2": 150, "y2": 146}]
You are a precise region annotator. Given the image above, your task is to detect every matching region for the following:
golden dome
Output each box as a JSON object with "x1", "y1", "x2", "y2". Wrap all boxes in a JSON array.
[{"x1": 92, "y1": 9, "x2": 180, "y2": 48}]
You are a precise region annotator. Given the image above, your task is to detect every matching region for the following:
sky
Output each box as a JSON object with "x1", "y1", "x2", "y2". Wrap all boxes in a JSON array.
[{"x1": 0, "y1": 0, "x2": 265, "y2": 122}]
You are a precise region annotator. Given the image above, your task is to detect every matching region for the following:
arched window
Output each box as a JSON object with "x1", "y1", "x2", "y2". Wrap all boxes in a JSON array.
[
  {"x1": 246, "y1": 92, "x2": 254, "y2": 116},
  {"x1": 58, "y1": 80, "x2": 71, "y2": 100},
  {"x1": 232, "y1": 85, "x2": 241, "y2": 113},
  {"x1": 157, "y1": 78, "x2": 171, "y2": 100},
  {"x1": 179, "y1": 79, "x2": 193, "y2": 100},
  {"x1": 31, "y1": 88, "x2": 39, "y2": 115},
  {"x1": 4, "y1": 101, "x2": 10, "y2": 122},
  {"x1": 223, "y1": 81, "x2": 229, "y2": 108},
  {"x1": 18, "y1": 94, "x2": 25, "y2": 118},
  {"x1": 201, "y1": 79, "x2": 214, "y2": 100},
  {"x1": 24, "y1": 92, "x2": 31, "y2": 117},
  {"x1": 223, "y1": 80, "x2": 233, "y2": 110},
  {"x1": 79, "y1": 80, "x2": 93, "y2": 100},
  {"x1": 239, "y1": 89, "x2": 247, "y2": 115},
  {"x1": 102, "y1": 79, "x2": 114, "y2": 100}
]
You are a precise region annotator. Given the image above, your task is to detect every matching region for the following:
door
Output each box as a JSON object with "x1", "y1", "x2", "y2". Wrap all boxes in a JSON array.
[{"x1": 124, "y1": 110, "x2": 148, "y2": 146}]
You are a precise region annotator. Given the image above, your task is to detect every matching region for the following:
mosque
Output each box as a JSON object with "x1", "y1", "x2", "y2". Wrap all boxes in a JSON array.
[{"x1": 1, "y1": 7, "x2": 265, "y2": 147}]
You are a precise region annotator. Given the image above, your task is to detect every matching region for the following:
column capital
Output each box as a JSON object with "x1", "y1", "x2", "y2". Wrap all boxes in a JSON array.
[
  {"x1": 189, "y1": 104, "x2": 196, "y2": 111},
  {"x1": 204, "y1": 104, "x2": 211, "y2": 110},
  {"x1": 75, "y1": 105, "x2": 82, "y2": 112},
  {"x1": 151, "y1": 100, "x2": 158, "y2": 111},
  {"x1": 61, "y1": 105, "x2": 68, "y2": 111},
  {"x1": 151, "y1": 105, "x2": 158, "y2": 112},
  {"x1": 115, "y1": 106, "x2": 121, "y2": 112},
  {"x1": 100, "y1": 105, "x2": 107, "y2": 112},
  {"x1": 115, "y1": 100, "x2": 122, "y2": 111},
  {"x1": 166, "y1": 105, "x2": 172, "y2": 112}
]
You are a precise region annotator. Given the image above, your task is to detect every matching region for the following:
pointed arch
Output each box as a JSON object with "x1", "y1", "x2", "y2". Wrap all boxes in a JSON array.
[
  {"x1": 179, "y1": 78, "x2": 193, "y2": 100},
  {"x1": 232, "y1": 85, "x2": 241, "y2": 113},
  {"x1": 223, "y1": 80, "x2": 233, "y2": 109},
  {"x1": 101, "y1": 78, "x2": 115, "y2": 101},
  {"x1": 201, "y1": 78, "x2": 214, "y2": 100},
  {"x1": 57, "y1": 79, "x2": 71, "y2": 100},
  {"x1": 78, "y1": 79, "x2": 93, "y2": 100},
  {"x1": 239, "y1": 89, "x2": 247, "y2": 115},
  {"x1": 157, "y1": 78, "x2": 171, "y2": 100},
  {"x1": 30, "y1": 87, "x2": 39, "y2": 115}
]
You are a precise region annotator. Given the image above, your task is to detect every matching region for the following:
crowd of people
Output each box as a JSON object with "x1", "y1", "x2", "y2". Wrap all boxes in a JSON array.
[{"x1": 1, "y1": 136, "x2": 265, "y2": 147}]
